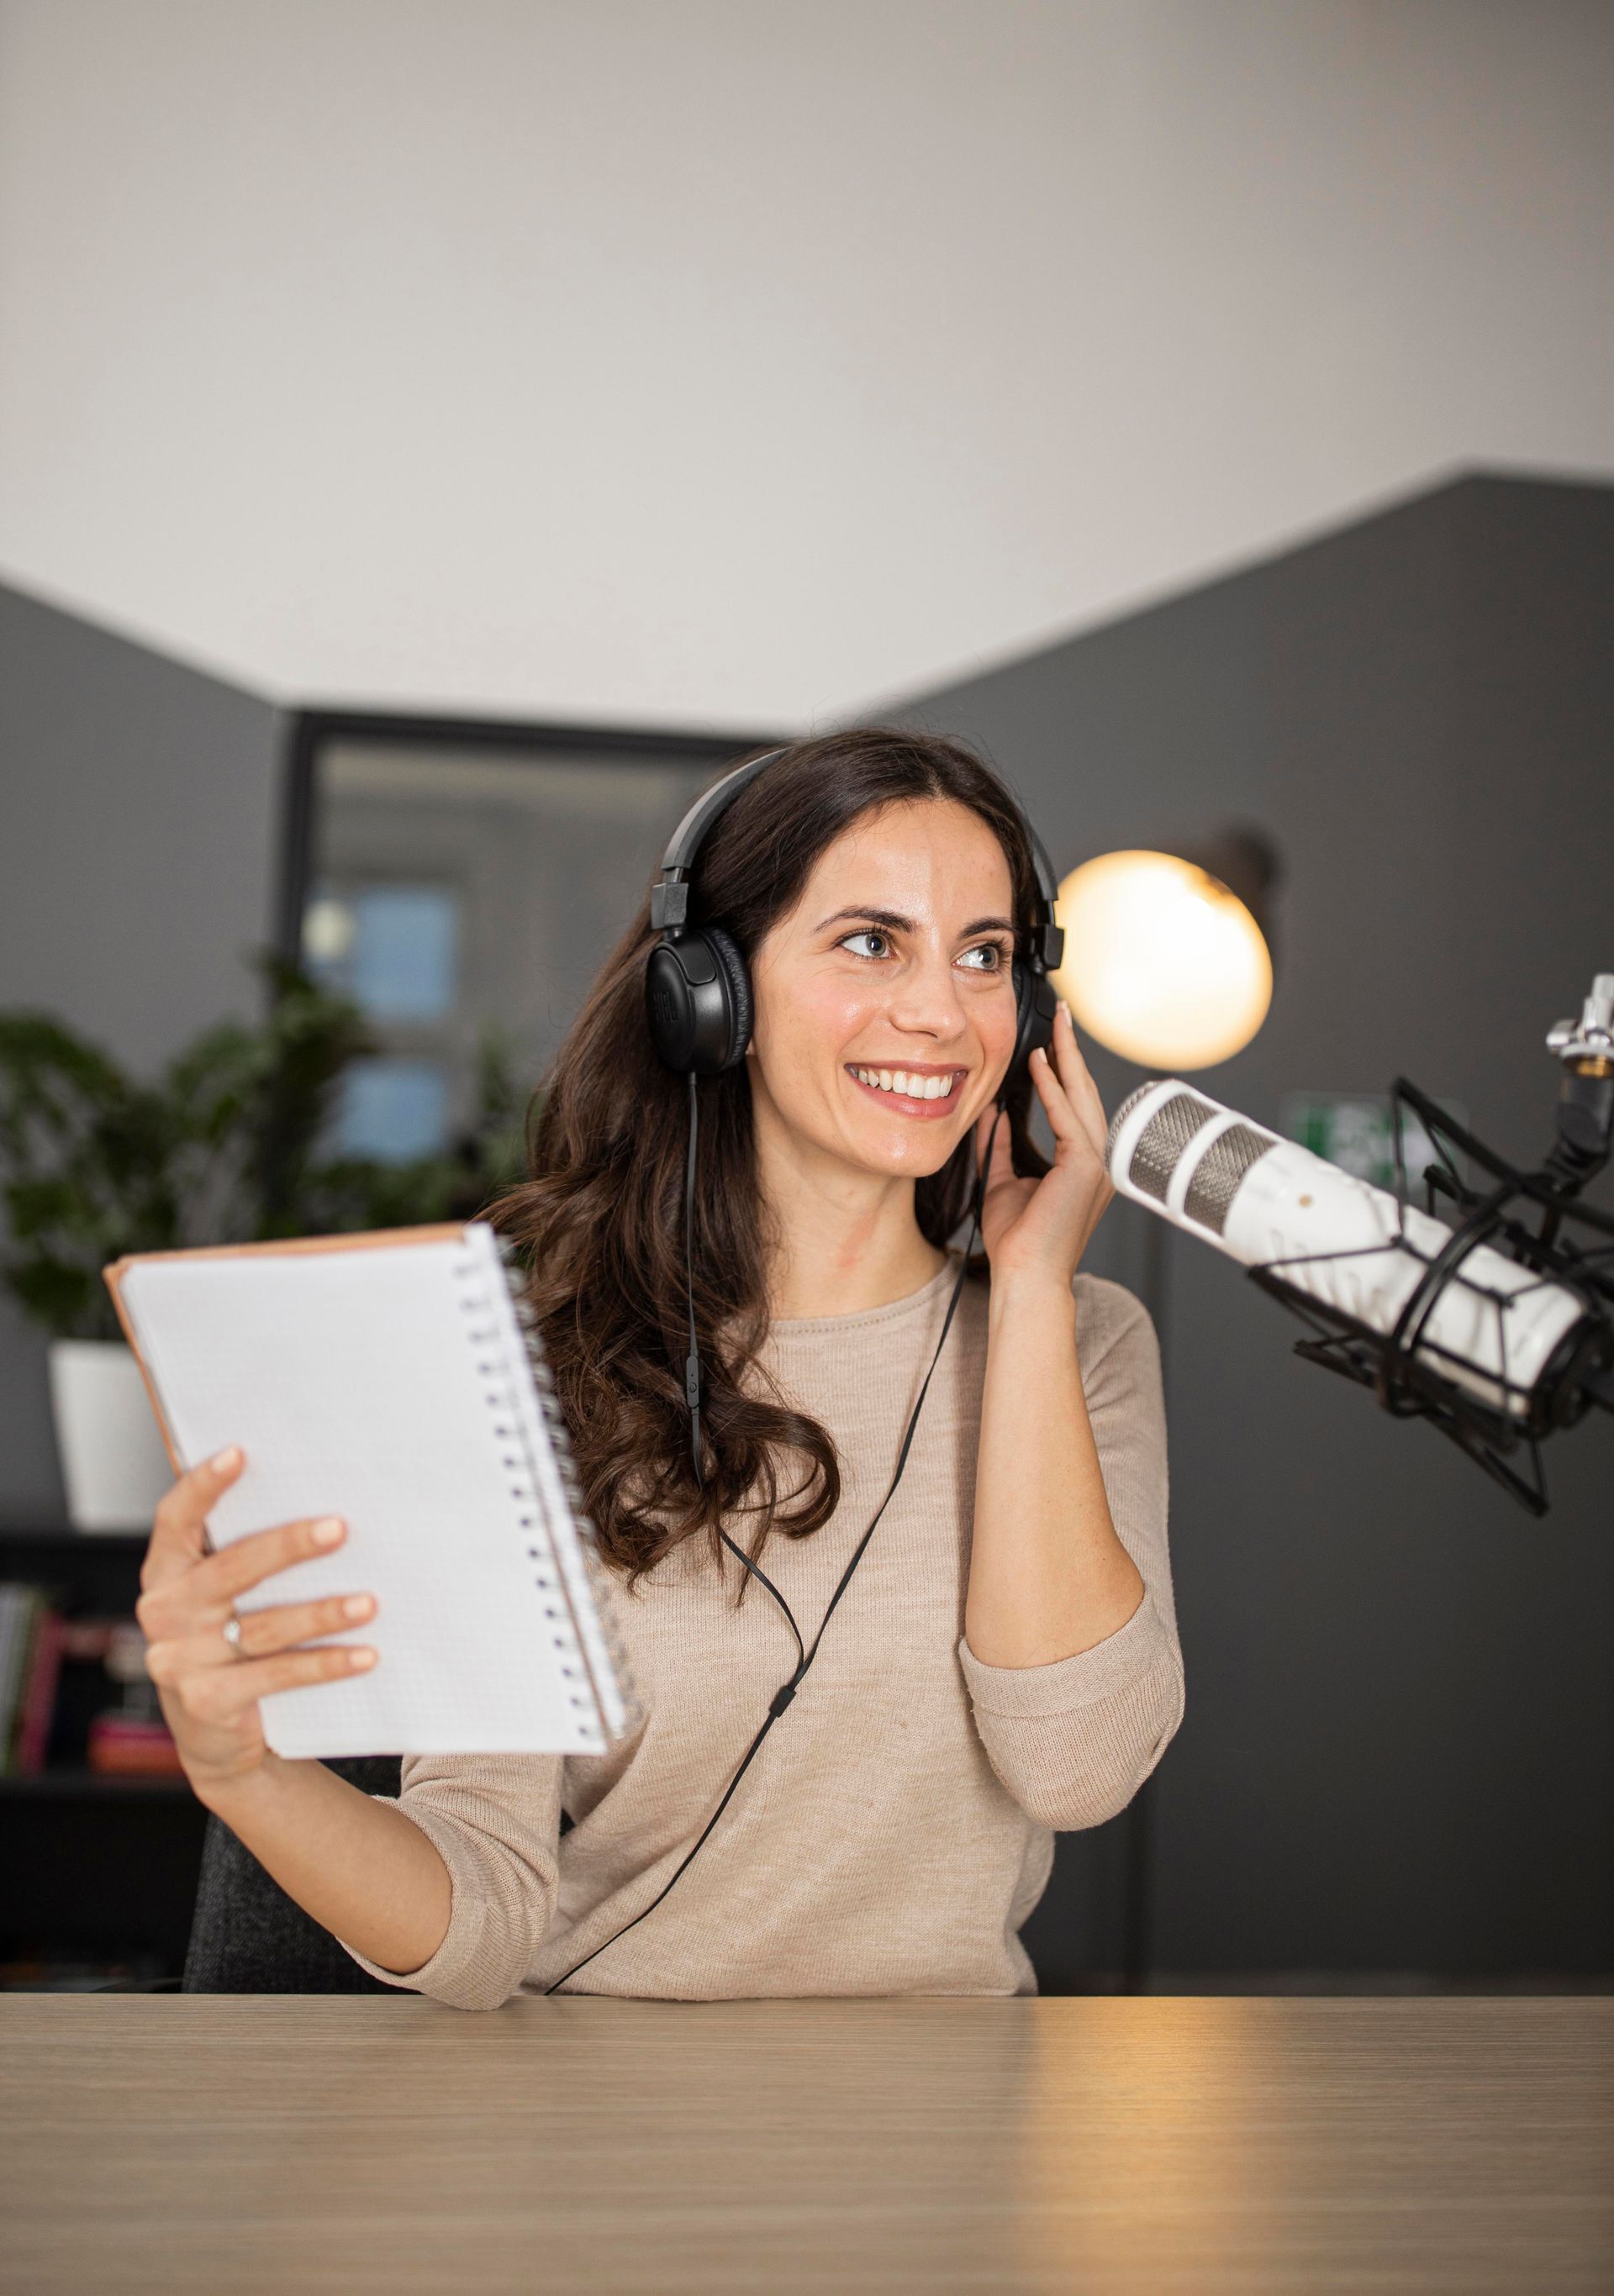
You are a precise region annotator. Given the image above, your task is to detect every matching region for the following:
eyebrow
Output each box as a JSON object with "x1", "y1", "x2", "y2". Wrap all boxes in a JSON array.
[{"x1": 815, "y1": 906, "x2": 1015, "y2": 938}]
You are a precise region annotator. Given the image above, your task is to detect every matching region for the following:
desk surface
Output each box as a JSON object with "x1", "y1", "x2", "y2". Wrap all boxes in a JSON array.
[{"x1": 1, "y1": 1995, "x2": 1608, "y2": 2295}]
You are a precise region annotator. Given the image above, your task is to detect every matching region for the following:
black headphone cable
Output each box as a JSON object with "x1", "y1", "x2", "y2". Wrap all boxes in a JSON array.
[
  {"x1": 543, "y1": 1098, "x2": 1006, "y2": 1996},
  {"x1": 683, "y1": 1068, "x2": 704, "y2": 1487}
]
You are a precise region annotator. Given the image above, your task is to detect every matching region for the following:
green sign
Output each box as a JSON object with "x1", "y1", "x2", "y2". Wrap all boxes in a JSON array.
[{"x1": 1280, "y1": 1092, "x2": 1465, "y2": 1196}]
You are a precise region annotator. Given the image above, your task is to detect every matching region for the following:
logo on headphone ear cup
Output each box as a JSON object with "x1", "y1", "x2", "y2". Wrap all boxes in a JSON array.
[{"x1": 645, "y1": 929, "x2": 753, "y2": 1074}]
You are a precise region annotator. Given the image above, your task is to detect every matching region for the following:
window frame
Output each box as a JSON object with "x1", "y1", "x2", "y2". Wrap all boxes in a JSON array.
[
  {"x1": 276, "y1": 707, "x2": 788, "y2": 1159},
  {"x1": 275, "y1": 706, "x2": 789, "y2": 971}
]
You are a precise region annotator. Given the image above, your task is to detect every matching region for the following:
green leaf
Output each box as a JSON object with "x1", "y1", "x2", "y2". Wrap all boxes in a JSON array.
[{"x1": 0, "y1": 960, "x2": 535, "y2": 1336}]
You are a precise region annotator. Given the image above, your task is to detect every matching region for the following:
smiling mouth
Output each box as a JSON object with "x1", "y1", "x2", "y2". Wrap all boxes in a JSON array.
[{"x1": 846, "y1": 1064, "x2": 966, "y2": 1115}]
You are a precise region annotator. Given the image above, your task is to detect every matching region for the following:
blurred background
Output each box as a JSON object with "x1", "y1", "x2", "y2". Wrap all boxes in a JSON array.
[{"x1": 0, "y1": 0, "x2": 1610, "y2": 1992}]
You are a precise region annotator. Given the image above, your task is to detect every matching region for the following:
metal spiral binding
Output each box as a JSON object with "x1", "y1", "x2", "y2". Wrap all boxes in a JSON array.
[
  {"x1": 498, "y1": 1249, "x2": 641, "y2": 1728},
  {"x1": 453, "y1": 1250, "x2": 605, "y2": 1749}
]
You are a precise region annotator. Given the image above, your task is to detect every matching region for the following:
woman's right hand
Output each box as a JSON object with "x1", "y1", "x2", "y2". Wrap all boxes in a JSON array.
[{"x1": 135, "y1": 1447, "x2": 378, "y2": 1802}]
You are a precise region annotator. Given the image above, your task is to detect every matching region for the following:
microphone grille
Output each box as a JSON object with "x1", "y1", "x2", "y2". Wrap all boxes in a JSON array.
[
  {"x1": 1183, "y1": 1121, "x2": 1278, "y2": 1235},
  {"x1": 1122, "y1": 1087, "x2": 1220, "y2": 1203},
  {"x1": 1105, "y1": 1081, "x2": 1157, "y2": 1164}
]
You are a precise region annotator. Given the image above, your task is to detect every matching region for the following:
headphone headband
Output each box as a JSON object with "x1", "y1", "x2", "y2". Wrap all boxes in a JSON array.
[
  {"x1": 651, "y1": 749, "x2": 788, "y2": 932},
  {"x1": 650, "y1": 745, "x2": 1063, "y2": 967},
  {"x1": 1019, "y1": 820, "x2": 1065, "y2": 973}
]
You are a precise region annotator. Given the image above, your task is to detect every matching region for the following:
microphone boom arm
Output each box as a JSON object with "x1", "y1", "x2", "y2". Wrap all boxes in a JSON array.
[{"x1": 1246, "y1": 980, "x2": 1614, "y2": 1518}]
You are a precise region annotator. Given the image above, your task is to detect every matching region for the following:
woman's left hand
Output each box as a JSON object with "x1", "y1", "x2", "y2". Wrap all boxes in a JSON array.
[{"x1": 973, "y1": 1001, "x2": 1114, "y2": 1288}]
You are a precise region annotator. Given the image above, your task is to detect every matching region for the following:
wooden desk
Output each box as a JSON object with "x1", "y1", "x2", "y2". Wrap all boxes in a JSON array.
[{"x1": 0, "y1": 1996, "x2": 1608, "y2": 2293}]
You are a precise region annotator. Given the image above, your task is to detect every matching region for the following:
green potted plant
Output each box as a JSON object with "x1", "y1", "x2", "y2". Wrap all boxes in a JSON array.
[{"x1": 0, "y1": 963, "x2": 527, "y2": 1530}]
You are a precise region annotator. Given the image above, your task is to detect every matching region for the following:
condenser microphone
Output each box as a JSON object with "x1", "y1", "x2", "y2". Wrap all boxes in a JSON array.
[{"x1": 1105, "y1": 1080, "x2": 1608, "y2": 1431}]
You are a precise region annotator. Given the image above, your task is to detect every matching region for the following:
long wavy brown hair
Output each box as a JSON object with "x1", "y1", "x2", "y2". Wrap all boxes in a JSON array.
[{"x1": 492, "y1": 727, "x2": 1050, "y2": 1585}]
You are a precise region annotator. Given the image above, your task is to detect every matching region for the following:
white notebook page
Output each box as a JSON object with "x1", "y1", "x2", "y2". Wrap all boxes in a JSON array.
[{"x1": 119, "y1": 1229, "x2": 624, "y2": 1757}]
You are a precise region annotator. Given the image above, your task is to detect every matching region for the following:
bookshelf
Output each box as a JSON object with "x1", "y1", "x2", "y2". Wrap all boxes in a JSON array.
[
  {"x1": 0, "y1": 1524, "x2": 206, "y2": 1988},
  {"x1": 0, "y1": 1772, "x2": 193, "y2": 1798}
]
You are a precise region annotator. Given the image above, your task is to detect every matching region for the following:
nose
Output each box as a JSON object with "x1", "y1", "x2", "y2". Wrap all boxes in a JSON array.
[{"x1": 886, "y1": 944, "x2": 970, "y2": 1042}]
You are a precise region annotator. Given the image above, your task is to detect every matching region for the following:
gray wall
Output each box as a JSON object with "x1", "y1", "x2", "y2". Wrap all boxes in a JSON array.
[
  {"x1": 899, "y1": 471, "x2": 1614, "y2": 1981},
  {"x1": 0, "y1": 583, "x2": 282, "y2": 1514}
]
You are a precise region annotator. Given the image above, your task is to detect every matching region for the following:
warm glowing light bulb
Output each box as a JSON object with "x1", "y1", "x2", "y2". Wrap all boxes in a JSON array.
[{"x1": 1052, "y1": 850, "x2": 1272, "y2": 1069}]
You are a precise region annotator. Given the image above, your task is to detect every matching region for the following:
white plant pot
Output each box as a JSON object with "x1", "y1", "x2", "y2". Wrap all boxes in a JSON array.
[{"x1": 47, "y1": 1340, "x2": 173, "y2": 1534}]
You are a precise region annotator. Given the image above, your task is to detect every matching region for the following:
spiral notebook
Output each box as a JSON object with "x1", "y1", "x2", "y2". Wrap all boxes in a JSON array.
[{"x1": 104, "y1": 1223, "x2": 639, "y2": 1759}]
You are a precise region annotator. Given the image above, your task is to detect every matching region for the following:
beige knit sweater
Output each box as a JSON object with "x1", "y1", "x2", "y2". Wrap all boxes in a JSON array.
[{"x1": 340, "y1": 1260, "x2": 1183, "y2": 2008}]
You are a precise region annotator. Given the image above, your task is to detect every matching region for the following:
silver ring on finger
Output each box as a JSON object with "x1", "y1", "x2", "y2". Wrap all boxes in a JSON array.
[{"x1": 221, "y1": 1609, "x2": 244, "y2": 1656}]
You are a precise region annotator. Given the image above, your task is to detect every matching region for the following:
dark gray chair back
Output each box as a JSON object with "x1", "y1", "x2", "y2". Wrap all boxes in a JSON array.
[{"x1": 182, "y1": 1758, "x2": 403, "y2": 1993}]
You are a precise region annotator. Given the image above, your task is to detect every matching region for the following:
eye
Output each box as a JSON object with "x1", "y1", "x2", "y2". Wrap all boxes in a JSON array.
[
  {"x1": 957, "y1": 939, "x2": 1011, "y2": 974},
  {"x1": 838, "y1": 928, "x2": 892, "y2": 960}
]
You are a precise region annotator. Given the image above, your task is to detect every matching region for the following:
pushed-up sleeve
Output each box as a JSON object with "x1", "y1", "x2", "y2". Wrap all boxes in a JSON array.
[
  {"x1": 958, "y1": 1277, "x2": 1184, "y2": 1831},
  {"x1": 338, "y1": 1751, "x2": 564, "y2": 2011}
]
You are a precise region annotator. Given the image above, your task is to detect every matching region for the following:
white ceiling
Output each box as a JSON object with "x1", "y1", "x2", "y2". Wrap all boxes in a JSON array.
[{"x1": 1, "y1": 0, "x2": 1611, "y2": 729}]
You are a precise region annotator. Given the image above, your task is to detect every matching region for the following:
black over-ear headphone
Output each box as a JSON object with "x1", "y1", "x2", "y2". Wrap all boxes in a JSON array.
[{"x1": 644, "y1": 746, "x2": 1065, "y2": 1099}]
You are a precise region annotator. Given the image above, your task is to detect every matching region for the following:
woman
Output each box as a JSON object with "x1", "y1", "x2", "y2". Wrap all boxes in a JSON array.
[{"x1": 136, "y1": 728, "x2": 1184, "y2": 2007}]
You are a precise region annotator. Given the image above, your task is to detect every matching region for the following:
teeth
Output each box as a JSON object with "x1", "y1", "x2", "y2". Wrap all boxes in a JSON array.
[{"x1": 852, "y1": 1067, "x2": 958, "y2": 1099}]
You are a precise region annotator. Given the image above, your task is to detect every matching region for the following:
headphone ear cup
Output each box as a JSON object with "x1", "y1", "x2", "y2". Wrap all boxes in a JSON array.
[
  {"x1": 643, "y1": 941, "x2": 690, "y2": 1072},
  {"x1": 1004, "y1": 959, "x2": 1058, "y2": 1098},
  {"x1": 704, "y1": 927, "x2": 753, "y2": 1071},
  {"x1": 645, "y1": 929, "x2": 753, "y2": 1074}
]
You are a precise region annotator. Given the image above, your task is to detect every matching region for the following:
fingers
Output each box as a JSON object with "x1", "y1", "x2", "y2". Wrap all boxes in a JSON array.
[
  {"x1": 165, "y1": 1641, "x2": 378, "y2": 1728},
  {"x1": 191, "y1": 1514, "x2": 348, "y2": 1609},
  {"x1": 1028, "y1": 1042, "x2": 1080, "y2": 1141},
  {"x1": 136, "y1": 1514, "x2": 349, "y2": 1644},
  {"x1": 144, "y1": 1591, "x2": 377, "y2": 1685},
  {"x1": 1037, "y1": 1003, "x2": 1109, "y2": 1161},
  {"x1": 1028, "y1": 1016, "x2": 1089, "y2": 1150},
  {"x1": 236, "y1": 1589, "x2": 377, "y2": 1658},
  {"x1": 141, "y1": 1447, "x2": 245, "y2": 1590}
]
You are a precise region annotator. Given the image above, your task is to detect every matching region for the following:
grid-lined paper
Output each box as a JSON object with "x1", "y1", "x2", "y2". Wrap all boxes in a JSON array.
[{"x1": 116, "y1": 1228, "x2": 632, "y2": 1757}]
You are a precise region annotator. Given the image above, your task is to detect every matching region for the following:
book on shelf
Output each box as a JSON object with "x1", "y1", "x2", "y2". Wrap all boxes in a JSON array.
[
  {"x1": 0, "y1": 1584, "x2": 181, "y2": 1777},
  {"x1": 0, "y1": 1584, "x2": 60, "y2": 1774}
]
